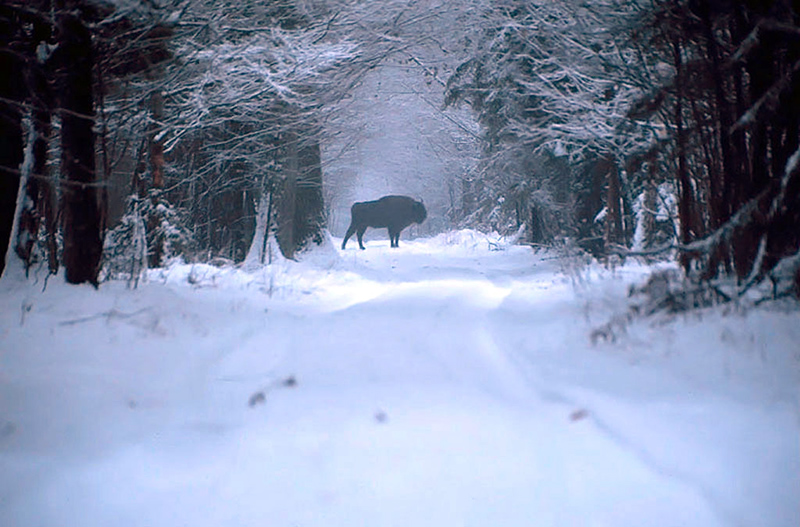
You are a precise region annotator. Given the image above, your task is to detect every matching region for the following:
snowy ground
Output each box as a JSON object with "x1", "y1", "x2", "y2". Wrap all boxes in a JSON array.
[{"x1": 1, "y1": 230, "x2": 798, "y2": 527}]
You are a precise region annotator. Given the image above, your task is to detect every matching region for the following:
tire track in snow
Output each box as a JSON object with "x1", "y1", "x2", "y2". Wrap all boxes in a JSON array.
[{"x1": 485, "y1": 310, "x2": 736, "y2": 527}]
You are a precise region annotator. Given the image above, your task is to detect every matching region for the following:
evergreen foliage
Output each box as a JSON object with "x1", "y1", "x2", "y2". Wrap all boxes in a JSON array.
[{"x1": 102, "y1": 191, "x2": 196, "y2": 282}]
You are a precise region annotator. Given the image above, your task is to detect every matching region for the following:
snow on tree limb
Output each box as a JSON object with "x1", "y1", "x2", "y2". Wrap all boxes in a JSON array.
[
  {"x1": 615, "y1": 143, "x2": 800, "y2": 277},
  {"x1": 732, "y1": 58, "x2": 800, "y2": 133}
]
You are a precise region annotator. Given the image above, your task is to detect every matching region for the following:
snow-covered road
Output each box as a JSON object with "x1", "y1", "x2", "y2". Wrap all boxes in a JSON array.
[{"x1": 1, "y1": 231, "x2": 798, "y2": 527}]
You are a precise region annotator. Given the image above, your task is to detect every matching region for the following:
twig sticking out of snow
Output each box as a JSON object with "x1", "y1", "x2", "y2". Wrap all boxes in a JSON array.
[
  {"x1": 591, "y1": 268, "x2": 736, "y2": 342},
  {"x1": 248, "y1": 375, "x2": 297, "y2": 408},
  {"x1": 488, "y1": 224, "x2": 526, "y2": 251},
  {"x1": 59, "y1": 308, "x2": 152, "y2": 326}
]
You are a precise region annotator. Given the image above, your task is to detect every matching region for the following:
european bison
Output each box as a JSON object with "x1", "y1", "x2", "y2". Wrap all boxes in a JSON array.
[{"x1": 341, "y1": 195, "x2": 427, "y2": 250}]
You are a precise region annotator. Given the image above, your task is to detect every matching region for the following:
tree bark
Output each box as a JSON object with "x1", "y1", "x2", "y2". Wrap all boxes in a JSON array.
[
  {"x1": 673, "y1": 34, "x2": 694, "y2": 273},
  {"x1": 696, "y1": 0, "x2": 739, "y2": 228},
  {"x1": 0, "y1": 6, "x2": 25, "y2": 277},
  {"x1": 604, "y1": 157, "x2": 623, "y2": 256},
  {"x1": 276, "y1": 132, "x2": 298, "y2": 259},
  {"x1": 58, "y1": 10, "x2": 102, "y2": 285},
  {"x1": 294, "y1": 138, "x2": 325, "y2": 250},
  {"x1": 641, "y1": 172, "x2": 658, "y2": 251},
  {"x1": 275, "y1": 130, "x2": 325, "y2": 259},
  {"x1": 148, "y1": 90, "x2": 165, "y2": 189}
]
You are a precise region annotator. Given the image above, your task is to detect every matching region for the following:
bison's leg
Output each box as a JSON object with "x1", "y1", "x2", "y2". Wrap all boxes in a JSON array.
[
  {"x1": 356, "y1": 226, "x2": 367, "y2": 250},
  {"x1": 342, "y1": 223, "x2": 357, "y2": 249},
  {"x1": 388, "y1": 227, "x2": 399, "y2": 248}
]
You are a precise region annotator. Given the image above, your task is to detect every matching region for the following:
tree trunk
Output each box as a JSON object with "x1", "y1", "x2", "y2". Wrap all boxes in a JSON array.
[
  {"x1": 637, "y1": 176, "x2": 658, "y2": 253},
  {"x1": 697, "y1": 0, "x2": 739, "y2": 228},
  {"x1": 59, "y1": 11, "x2": 102, "y2": 285},
  {"x1": 243, "y1": 178, "x2": 274, "y2": 267},
  {"x1": 673, "y1": 34, "x2": 694, "y2": 273},
  {"x1": 148, "y1": 90, "x2": 165, "y2": 189},
  {"x1": 275, "y1": 129, "x2": 326, "y2": 259},
  {"x1": 264, "y1": 183, "x2": 274, "y2": 264},
  {"x1": 0, "y1": 7, "x2": 25, "y2": 277},
  {"x1": 276, "y1": 133, "x2": 298, "y2": 259},
  {"x1": 604, "y1": 157, "x2": 623, "y2": 256},
  {"x1": 16, "y1": 73, "x2": 55, "y2": 274},
  {"x1": 294, "y1": 138, "x2": 325, "y2": 249}
]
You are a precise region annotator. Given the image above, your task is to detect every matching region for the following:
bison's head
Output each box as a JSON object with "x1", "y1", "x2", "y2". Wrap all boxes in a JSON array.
[{"x1": 413, "y1": 200, "x2": 427, "y2": 224}]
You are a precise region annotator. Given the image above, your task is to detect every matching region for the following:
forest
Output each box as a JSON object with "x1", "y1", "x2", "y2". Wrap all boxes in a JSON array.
[
  {"x1": 2, "y1": 1, "x2": 800, "y2": 525},
  {"x1": 1, "y1": 0, "x2": 799, "y2": 300}
]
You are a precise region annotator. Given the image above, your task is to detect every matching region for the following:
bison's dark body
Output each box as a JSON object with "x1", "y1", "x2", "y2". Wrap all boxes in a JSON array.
[{"x1": 341, "y1": 195, "x2": 427, "y2": 249}]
